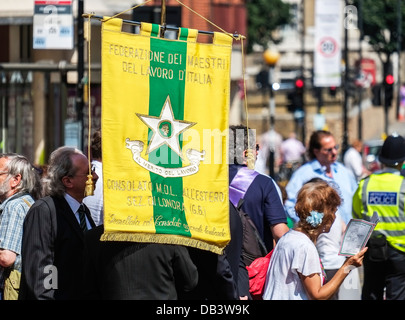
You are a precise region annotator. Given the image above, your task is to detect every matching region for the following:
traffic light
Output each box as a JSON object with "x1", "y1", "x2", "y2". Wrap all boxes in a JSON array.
[
  {"x1": 371, "y1": 84, "x2": 381, "y2": 106},
  {"x1": 255, "y1": 70, "x2": 269, "y2": 90},
  {"x1": 384, "y1": 74, "x2": 394, "y2": 107},
  {"x1": 287, "y1": 78, "x2": 304, "y2": 112},
  {"x1": 295, "y1": 77, "x2": 304, "y2": 91},
  {"x1": 295, "y1": 77, "x2": 304, "y2": 108},
  {"x1": 329, "y1": 86, "x2": 337, "y2": 97},
  {"x1": 287, "y1": 92, "x2": 295, "y2": 112}
]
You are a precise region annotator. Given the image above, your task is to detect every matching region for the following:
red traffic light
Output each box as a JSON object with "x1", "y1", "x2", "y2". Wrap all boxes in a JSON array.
[
  {"x1": 385, "y1": 74, "x2": 394, "y2": 85},
  {"x1": 329, "y1": 86, "x2": 337, "y2": 97},
  {"x1": 295, "y1": 78, "x2": 304, "y2": 89}
]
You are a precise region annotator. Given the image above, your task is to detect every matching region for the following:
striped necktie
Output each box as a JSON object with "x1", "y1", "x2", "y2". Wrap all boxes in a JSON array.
[{"x1": 78, "y1": 204, "x2": 88, "y2": 232}]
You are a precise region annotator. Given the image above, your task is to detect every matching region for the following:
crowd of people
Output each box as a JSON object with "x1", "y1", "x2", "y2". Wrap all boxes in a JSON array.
[{"x1": 0, "y1": 125, "x2": 404, "y2": 301}]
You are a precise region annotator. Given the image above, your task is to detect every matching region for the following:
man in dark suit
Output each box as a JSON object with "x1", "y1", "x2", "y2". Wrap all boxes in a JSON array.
[
  {"x1": 19, "y1": 146, "x2": 97, "y2": 300},
  {"x1": 82, "y1": 225, "x2": 198, "y2": 300}
]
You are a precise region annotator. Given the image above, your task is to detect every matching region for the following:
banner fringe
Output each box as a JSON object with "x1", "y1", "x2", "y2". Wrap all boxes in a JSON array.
[{"x1": 100, "y1": 231, "x2": 225, "y2": 255}]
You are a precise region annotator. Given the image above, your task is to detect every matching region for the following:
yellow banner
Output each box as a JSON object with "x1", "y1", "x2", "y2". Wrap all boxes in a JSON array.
[{"x1": 101, "y1": 18, "x2": 232, "y2": 254}]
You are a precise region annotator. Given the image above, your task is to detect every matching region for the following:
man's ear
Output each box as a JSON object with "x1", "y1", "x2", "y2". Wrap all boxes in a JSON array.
[
  {"x1": 10, "y1": 174, "x2": 22, "y2": 189},
  {"x1": 61, "y1": 175, "x2": 73, "y2": 189},
  {"x1": 244, "y1": 149, "x2": 256, "y2": 169},
  {"x1": 313, "y1": 148, "x2": 320, "y2": 158},
  {"x1": 242, "y1": 150, "x2": 249, "y2": 164}
]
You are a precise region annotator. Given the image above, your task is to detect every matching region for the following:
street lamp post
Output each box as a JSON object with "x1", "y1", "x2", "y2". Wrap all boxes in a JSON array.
[
  {"x1": 263, "y1": 49, "x2": 280, "y2": 178},
  {"x1": 358, "y1": 0, "x2": 364, "y2": 141},
  {"x1": 343, "y1": 0, "x2": 349, "y2": 155},
  {"x1": 396, "y1": 0, "x2": 402, "y2": 120}
]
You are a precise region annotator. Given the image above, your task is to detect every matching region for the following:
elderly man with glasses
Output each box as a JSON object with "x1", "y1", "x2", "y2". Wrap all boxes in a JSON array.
[
  {"x1": 283, "y1": 130, "x2": 359, "y2": 300},
  {"x1": 0, "y1": 153, "x2": 41, "y2": 300}
]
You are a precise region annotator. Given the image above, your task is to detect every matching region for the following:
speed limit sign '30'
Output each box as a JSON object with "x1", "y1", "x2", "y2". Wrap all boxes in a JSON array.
[{"x1": 317, "y1": 37, "x2": 338, "y2": 58}]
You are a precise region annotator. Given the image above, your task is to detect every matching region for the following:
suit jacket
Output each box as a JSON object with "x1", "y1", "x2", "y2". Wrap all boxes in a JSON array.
[
  {"x1": 82, "y1": 225, "x2": 198, "y2": 300},
  {"x1": 19, "y1": 195, "x2": 95, "y2": 300},
  {"x1": 179, "y1": 247, "x2": 238, "y2": 300}
]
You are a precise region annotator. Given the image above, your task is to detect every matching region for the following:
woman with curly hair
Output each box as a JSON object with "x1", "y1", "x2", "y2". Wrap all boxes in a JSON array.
[{"x1": 262, "y1": 179, "x2": 367, "y2": 300}]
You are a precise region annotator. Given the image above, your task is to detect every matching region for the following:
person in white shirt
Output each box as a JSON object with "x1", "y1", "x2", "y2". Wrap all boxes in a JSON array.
[
  {"x1": 280, "y1": 132, "x2": 306, "y2": 164},
  {"x1": 343, "y1": 139, "x2": 370, "y2": 181},
  {"x1": 255, "y1": 128, "x2": 283, "y2": 176},
  {"x1": 263, "y1": 179, "x2": 366, "y2": 300}
]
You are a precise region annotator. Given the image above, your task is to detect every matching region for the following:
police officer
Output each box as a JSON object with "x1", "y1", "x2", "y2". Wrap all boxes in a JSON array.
[{"x1": 352, "y1": 133, "x2": 405, "y2": 300}]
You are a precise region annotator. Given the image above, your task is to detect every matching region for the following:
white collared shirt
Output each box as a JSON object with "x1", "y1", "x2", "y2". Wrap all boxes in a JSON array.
[{"x1": 64, "y1": 193, "x2": 91, "y2": 230}]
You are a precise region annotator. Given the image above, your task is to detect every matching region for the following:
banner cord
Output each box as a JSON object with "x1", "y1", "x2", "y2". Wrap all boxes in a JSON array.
[
  {"x1": 102, "y1": 0, "x2": 153, "y2": 22},
  {"x1": 240, "y1": 38, "x2": 254, "y2": 169},
  {"x1": 84, "y1": 13, "x2": 95, "y2": 196}
]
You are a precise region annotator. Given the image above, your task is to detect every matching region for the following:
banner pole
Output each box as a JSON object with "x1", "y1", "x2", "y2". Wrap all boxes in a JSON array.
[
  {"x1": 160, "y1": 0, "x2": 166, "y2": 37},
  {"x1": 82, "y1": 14, "x2": 241, "y2": 38}
]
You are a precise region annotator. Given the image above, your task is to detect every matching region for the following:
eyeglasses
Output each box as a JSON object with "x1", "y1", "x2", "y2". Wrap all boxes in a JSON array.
[
  {"x1": 70, "y1": 167, "x2": 96, "y2": 178},
  {"x1": 322, "y1": 144, "x2": 339, "y2": 153}
]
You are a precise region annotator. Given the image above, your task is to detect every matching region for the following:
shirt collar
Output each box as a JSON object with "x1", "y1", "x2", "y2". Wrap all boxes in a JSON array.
[
  {"x1": 0, "y1": 191, "x2": 25, "y2": 211},
  {"x1": 64, "y1": 193, "x2": 81, "y2": 213},
  {"x1": 309, "y1": 159, "x2": 338, "y2": 174}
]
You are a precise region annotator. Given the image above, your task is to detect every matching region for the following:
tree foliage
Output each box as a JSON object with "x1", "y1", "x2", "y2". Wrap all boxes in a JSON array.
[
  {"x1": 246, "y1": 0, "x2": 292, "y2": 52},
  {"x1": 353, "y1": 0, "x2": 405, "y2": 71}
]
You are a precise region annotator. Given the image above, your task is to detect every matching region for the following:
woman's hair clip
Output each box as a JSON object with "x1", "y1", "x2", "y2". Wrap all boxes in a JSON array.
[{"x1": 306, "y1": 210, "x2": 324, "y2": 227}]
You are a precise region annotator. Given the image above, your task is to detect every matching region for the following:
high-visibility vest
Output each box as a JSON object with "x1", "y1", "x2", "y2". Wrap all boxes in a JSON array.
[{"x1": 352, "y1": 172, "x2": 405, "y2": 253}]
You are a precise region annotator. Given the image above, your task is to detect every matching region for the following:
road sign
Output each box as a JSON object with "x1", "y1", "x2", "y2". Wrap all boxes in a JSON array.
[
  {"x1": 33, "y1": 0, "x2": 74, "y2": 50},
  {"x1": 313, "y1": 0, "x2": 342, "y2": 87},
  {"x1": 318, "y1": 37, "x2": 338, "y2": 58}
]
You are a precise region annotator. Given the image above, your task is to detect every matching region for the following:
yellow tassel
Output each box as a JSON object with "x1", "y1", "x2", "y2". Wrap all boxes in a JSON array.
[
  {"x1": 84, "y1": 174, "x2": 94, "y2": 196},
  {"x1": 245, "y1": 148, "x2": 255, "y2": 169}
]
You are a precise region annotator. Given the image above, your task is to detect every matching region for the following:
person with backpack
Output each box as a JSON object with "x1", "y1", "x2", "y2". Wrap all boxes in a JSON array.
[
  {"x1": 229, "y1": 124, "x2": 289, "y2": 255},
  {"x1": 262, "y1": 179, "x2": 367, "y2": 300},
  {"x1": 228, "y1": 125, "x2": 289, "y2": 299}
]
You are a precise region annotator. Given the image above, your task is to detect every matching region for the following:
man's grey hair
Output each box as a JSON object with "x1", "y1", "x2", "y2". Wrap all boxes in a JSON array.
[
  {"x1": 0, "y1": 153, "x2": 42, "y2": 200},
  {"x1": 42, "y1": 146, "x2": 85, "y2": 197}
]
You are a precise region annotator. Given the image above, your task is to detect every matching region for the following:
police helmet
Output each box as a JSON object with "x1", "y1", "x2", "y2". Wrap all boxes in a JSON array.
[{"x1": 378, "y1": 133, "x2": 405, "y2": 165}]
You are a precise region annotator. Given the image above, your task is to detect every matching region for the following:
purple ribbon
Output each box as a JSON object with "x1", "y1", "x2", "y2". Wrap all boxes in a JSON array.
[{"x1": 229, "y1": 167, "x2": 259, "y2": 207}]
